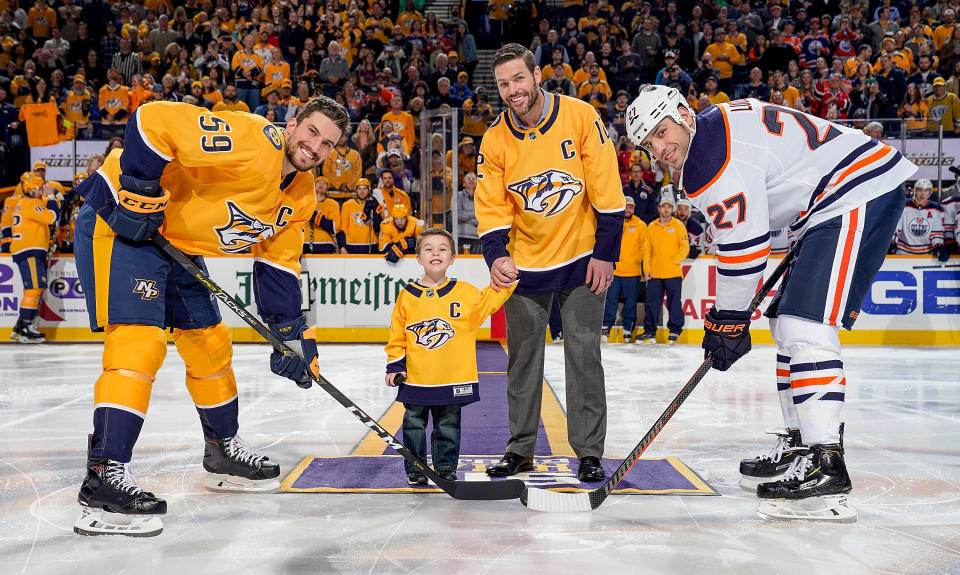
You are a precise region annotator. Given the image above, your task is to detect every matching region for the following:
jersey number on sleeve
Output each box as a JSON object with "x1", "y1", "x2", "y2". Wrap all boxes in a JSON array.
[
  {"x1": 199, "y1": 115, "x2": 233, "y2": 153},
  {"x1": 705, "y1": 193, "x2": 746, "y2": 230}
]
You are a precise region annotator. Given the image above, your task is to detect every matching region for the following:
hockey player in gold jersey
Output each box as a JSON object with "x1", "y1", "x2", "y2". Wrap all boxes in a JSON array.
[
  {"x1": 385, "y1": 228, "x2": 516, "y2": 485},
  {"x1": 338, "y1": 178, "x2": 383, "y2": 253},
  {"x1": 378, "y1": 204, "x2": 422, "y2": 262},
  {"x1": 476, "y1": 44, "x2": 625, "y2": 483},
  {"x1": 8, "y1": 176, "x2": 59, "y2": 342},
  {"x1": 304, "y1": 176, "x2": 340, "y2": 254},
  {"x1": 71, "y1": 97, "x2": 349, "y2": 537}
]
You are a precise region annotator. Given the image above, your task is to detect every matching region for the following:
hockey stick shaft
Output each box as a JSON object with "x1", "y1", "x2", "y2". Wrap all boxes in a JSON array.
[
  {"x1": 522, "y1": 251, "x2": 795, "y2": 512},
  {"x1": 152, "y1": 234, "x2": 525, "y2": 501}
]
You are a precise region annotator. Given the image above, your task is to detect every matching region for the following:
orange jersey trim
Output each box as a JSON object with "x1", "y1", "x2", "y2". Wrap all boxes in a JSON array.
[{"x1": 686, "y1": 106, "x2": 731, "y2": 199}]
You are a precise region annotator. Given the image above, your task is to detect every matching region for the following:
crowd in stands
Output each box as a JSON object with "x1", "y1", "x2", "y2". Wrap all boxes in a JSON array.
[{"x1": 2, "y1": 0, "x2": 960, "y2": 260}]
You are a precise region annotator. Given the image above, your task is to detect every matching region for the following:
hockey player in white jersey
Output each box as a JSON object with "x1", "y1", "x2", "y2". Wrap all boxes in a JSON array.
[
  {"x1": 894, "y1": 179, "x2": 949, "y2": 261},
  {"x1": 627, "y1": 86, "x2": 917, "y2": 522}
]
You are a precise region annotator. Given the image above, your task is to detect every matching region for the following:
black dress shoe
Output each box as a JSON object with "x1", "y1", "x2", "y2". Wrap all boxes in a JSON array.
[
  {"x1": 577, "y1": 456, "x2": 605, "y2": 482},
  {"x1": 486, "y1": 452, "x2": 534, "y2": 477},
  {"x1": 437, "y1": 470, "x2": 458, "y2": 482}
]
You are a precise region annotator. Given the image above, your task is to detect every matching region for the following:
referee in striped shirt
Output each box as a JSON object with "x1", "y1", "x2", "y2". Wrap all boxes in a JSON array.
[{"x1": 111, "y1": 37, "x2": 142, "y2": 86}]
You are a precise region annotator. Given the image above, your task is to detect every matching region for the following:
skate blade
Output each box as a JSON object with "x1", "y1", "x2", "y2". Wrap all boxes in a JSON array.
[
  {"x1": 205, "y1": 473, "x2": 281, "y2": 494},
  {"x1": 73, "y1": 507, "x2": 163, "y2": 537},
  {"x1": 756, "y1": 495, "x2": 857, "y2": 523},
  {"x1": 739, "y1": 473, "x2": 785, "y2": 492},
  {"x1": 16, "y1": 335, "x2": 45, "y2": 343}
]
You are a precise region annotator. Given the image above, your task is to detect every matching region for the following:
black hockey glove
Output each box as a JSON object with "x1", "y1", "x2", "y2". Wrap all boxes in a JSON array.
[
  {"x1": 384, "y1": 242, "x2": 403, "y2": 263},
  {"x1": 363, "y1": 198, "x2": 379, "y2": 220},
  {"x1": 105, "y1": 174, "x2": 168, "y2": 242},
  {"x1": 688, "y1": 244, "x2": 701, "y2": 259},
  {"x1": 702, "y1": 307, "x2": 752, "y2": 371},
  {"x1": 268, "y1": 316, "x2": 318, "y2": 389},
  {"x1": 934, "y1": 245, "x2": 950, "y2": 262}
]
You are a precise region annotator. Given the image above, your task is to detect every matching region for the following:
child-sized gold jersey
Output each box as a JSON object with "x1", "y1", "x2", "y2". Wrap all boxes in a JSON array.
[
  {"x1": 385, "y1": 278, "x2": 515, "y2": 405},
  {"x1": 475, "y1": 92, "x2": 625, "y2": 293}
]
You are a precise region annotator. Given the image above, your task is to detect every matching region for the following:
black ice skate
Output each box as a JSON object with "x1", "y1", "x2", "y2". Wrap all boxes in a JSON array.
[
  {"x1": 203, "y1": 435, "x2": 281, "y2": 493},
  {"x1": 10, "y1": 318, "x2": 45, "y2": 343},
  {"x1": 755, "y1": 443, "x2": 856, "y2": 523},
  {"x1": 74, "y1": 457, "x2": 167, "y2": 537},
  {"x1": 739, "y1": 428, "x2": 808, "y2": 491}
]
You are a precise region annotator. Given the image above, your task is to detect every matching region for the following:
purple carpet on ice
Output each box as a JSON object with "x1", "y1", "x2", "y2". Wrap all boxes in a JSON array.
[{"x1": 283, "y1": 341, "x2": 715, "y2": 495}]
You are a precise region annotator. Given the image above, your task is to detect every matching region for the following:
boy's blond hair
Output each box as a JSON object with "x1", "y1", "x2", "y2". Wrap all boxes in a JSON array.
[{"x1": 415, "y1": 227, "x2": 456, "y2": 255}]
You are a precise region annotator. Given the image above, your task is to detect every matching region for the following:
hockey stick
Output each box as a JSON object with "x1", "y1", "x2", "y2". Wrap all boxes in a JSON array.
[
  {"x1": 152, "y1": 234, "x2": 526, "y2": 501},
  {"x1": 911, "y1": 262, "x2": 959, "y2": 269},
  {"x1": 521, "y1": 251, "x2": 796, "y2": 512}
]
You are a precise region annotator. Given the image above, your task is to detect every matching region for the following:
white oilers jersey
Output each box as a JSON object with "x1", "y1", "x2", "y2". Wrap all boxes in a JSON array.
[
  {"x1": 769, "y1": 226, "x2": 795, "y2": 255},
  {"x1": 895, "y1": 199, "x2": 944, "y2": 254},
  {"x1": 680, "y1": 99, "x2": 917, "y2": 311},
  {"x1": 942, "y1": 194, "x2": 959, "y2": 244}
]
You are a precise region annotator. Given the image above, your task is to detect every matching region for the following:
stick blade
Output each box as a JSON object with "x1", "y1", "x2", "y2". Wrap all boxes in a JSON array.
[
  {"x1": 521, "y1": 487, "x2": 593, "y2": 512},
  {"x1": 441, "y1": 478, "x2": 527, "y2": 500}
]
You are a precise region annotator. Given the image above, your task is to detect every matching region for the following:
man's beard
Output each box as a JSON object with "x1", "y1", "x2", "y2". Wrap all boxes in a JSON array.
[
  {"x1": 509, "y1": 84, "x2": 541, "y2": 117},
  {"x1": 285, "y1": 136, "x2": 317, "y2": 172}
]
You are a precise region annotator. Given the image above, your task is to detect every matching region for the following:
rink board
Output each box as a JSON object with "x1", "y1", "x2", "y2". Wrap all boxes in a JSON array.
[{"x1": 0, "y1": 254, "x2": 957, "y2": 344}]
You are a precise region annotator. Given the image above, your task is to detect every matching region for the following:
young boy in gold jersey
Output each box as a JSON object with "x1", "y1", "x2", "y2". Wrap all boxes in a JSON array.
[{"x1": 385, "y1": 229, "x2": 516, "y2": 485}]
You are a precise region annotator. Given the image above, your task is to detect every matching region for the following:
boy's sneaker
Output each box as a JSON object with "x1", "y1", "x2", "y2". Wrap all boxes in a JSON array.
[{"x1": 407, "y1": 472, "x2": 429, "y2": 486}]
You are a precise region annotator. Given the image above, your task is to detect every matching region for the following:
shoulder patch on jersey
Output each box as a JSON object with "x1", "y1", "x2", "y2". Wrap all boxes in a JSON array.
[
  {"x1": 263, "y1": 124, "x2": 283, "y2": 150},
  {"x1": 406, "y1": 318, "x2": 456, "y2": 350},
  {"x1": 507, "y1": 169, "x2": 584, "y2": 217},
  {"x1": 214, "y1": 200, "x2": 276, "y2": 253},
  {"x1": 682, "y1": 105, "x2": 730, "y2": 199}
]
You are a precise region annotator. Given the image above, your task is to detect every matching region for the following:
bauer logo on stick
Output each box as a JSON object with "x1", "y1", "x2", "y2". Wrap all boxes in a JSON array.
[
  {"x1": 406, "y1": 318, "x2": 456, "y2": 350},
  {"x1": 507, "y1": 169, "x2": 584, "y2": 218}
]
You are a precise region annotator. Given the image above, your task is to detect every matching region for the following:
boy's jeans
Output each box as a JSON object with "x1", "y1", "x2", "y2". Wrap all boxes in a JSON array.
[{"x1": 401, "y1": 403, "x2": 462, "y2": 475}]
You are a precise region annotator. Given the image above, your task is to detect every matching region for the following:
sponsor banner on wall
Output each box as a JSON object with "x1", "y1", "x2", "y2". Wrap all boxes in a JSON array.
[
  {"x1": 888, "y1": 138, "x2": 960, "y2": 183},
  {"x1": 30, "y1": 140, "x2": 112, "y2": 181},
  {"x1": 1, "y1": 255, "x2": 957, "y2": 339}
]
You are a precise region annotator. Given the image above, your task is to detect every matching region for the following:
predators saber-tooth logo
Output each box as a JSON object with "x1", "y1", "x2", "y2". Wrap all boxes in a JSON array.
[
  {"x1": 508, "y1": 169, "x2": 584, "y2": 217},
  {"x1": 406, "y1": 318, "x2": 456, "y2": 350},
  {"x1": 215, "y1": 201, "x2": 276, "y2": 253},
  {"x1": 133, "y1": 279, "x2": 160, "y2": 300}
]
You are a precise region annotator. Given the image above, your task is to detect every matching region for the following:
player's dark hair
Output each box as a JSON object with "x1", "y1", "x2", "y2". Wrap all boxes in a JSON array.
[
  {"x1": 295, "y1": 95, "x2": 350, "y2": 138},
  {"x1": 415, "y1": 227, "x2": 455, "y2": 255},
  {"x1": 492, "y1": 43, "x2": 536, "y2": 75}
]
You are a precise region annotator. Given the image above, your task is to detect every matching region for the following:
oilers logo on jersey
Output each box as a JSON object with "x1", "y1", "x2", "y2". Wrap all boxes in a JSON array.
[
  {"x1": 507, "y1": 169, "x2": 584, "y2": 217},
  {"x1": 215, "y1": 200, "x2": 276, "y2": 253},
  {"x1": 406, "y1": 318, "x2": 456, "y2": 350},
  {"x1": 909, "y1": 217, "x2": 930, "y2": 237}
]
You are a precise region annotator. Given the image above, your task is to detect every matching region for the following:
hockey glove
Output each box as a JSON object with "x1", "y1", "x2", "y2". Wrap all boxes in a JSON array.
[
  {"x1": 105, "y1": 174, "x2": 168, "y2": 242},
  {"x1": 384, "y1": 243, "x2": 403, "y2": 263},
  {"x1": 363, "y1": 198, "x2": 379, "y2": 220},
  {"x1": 403, "y1": 236, "x2": 416, "y2": 252},
  {"x1": 934, "y1": 245, "x2": 950, "y2": 262},
  {"x1": 268, "y1": 316, "x2": 319, "y2": 389},
  {"x1": 688, "y1": 244, "x2": 701, "y2": 259},
  {"x1": 702, "y1": 307, "x2": 752, "y2": 371}
]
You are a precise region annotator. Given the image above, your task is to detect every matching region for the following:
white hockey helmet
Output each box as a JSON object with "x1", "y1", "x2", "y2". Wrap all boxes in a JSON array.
[
  {"x1": 914, "y1": 178, "x2": 933, "y2": 192},
  {"x1": 625, "y1": 85, "x2": 696, "y2": 153}
]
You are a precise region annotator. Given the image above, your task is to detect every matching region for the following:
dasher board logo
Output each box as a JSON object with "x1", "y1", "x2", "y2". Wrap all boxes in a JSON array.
[
  {"x1": 406, "y1": 317, "x2": 455, "y2": 350},
  {"x1": 215, "y1": 200, "x2": 275, "y2": 253},
  {"x1": 508, "y1": 169, "x2": 584, "y2": 217}
]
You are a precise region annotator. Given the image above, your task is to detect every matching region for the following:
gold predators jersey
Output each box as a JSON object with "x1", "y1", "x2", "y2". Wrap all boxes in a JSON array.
[
  {"x1": 338, "y1": 197, "x2": 379, "y2": 249},
  {"x1": 378, "y1": 216, "x2": 423, "y2": 252},
  {"x1": 88, "y1": 102, "x2": 314, "y2": 277},
  {"x1": 307, "y1": 197, "x2": 340, "y2": 248},
  {"x1": 475, "y1": 92, "x2": 625, "y2": 293},
  {"x1": 385, "y1": 278, "x2": 516, "y2": 405},
  {"x1": 10, "y1": 196, "x2": 56, "y2": 254},
  {"x1": 616, "y1": 215, "x2": 646, "y2": 277},
  {"x1": 0, "y1": 191, "x2": 21, "y2": 250}
]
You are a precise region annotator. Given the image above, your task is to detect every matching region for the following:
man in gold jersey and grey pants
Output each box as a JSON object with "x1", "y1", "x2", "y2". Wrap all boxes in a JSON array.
[{"x1": 475, "y1": 44, "x2": 626, "y2": 482}]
